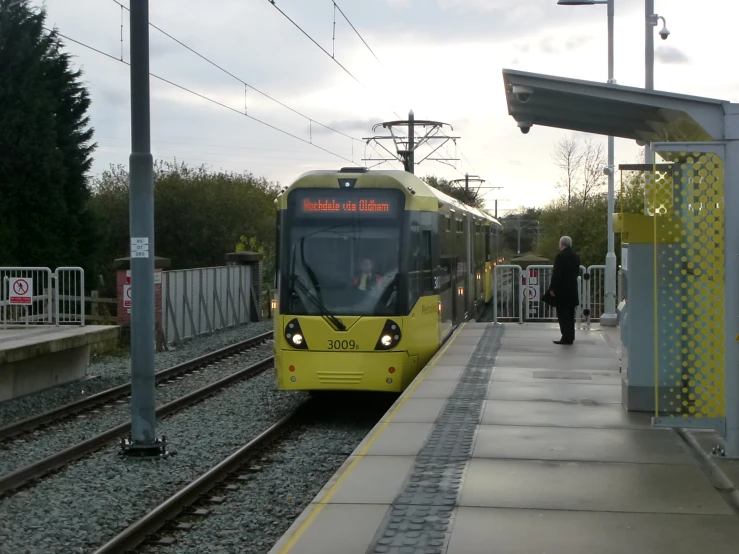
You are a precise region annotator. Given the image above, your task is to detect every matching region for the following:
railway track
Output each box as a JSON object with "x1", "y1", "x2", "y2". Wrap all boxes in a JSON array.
[
  {"x1": 0, "y1": 351, "x2": 276, "y2": 497},
  {"x1": 0, "y1": 331, "x2": 273, "y2": 442},
  {"x1": 91, "y1": 403, "x2": 308, "y2": 554}
]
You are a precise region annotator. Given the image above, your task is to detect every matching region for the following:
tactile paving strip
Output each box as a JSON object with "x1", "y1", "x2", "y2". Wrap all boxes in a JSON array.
[{"x1": 366, "y1": 324, "x2": 503, "y2": 554}]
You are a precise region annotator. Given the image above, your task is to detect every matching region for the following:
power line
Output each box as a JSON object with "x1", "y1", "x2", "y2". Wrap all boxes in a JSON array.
[
  {"x1": 110, "y1": 0, "x2": 361, "y2": 144},
  {"x1": 332, "y1": 1, "x2": 383, "y2": 66},
  {"x1": 266, "y1": 0, "x2": 401, "y2": 119},
  {"x1": 47, "y1": 27, "x2": 355, "y2": 164}
]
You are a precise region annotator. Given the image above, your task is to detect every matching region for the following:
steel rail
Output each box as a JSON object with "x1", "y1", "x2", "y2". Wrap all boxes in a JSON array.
[
  {"x1": 91, "y1": 404, "x2": 306, "y2": 554},
  {"x1": 0, "y1": 331, "x2": 273, "y2": 441},
  {"x1": 0, "y1": 356, "x2": 275, "y2": 497}
]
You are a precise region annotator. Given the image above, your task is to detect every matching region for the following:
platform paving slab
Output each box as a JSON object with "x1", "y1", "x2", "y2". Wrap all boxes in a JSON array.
[
  {"x1": 447, "y1": 508, "x2": 739, "y2": 554},
  {"x1": 364, "y1": 422, "x2": 434, "y2": 456},
  {"x1": 486, "y1": 381, "x2": 620, "y2": 403},
  {"x1": 481, "y1": 399, "x2": 653, "y2": 429},
  {"x1": 423, "y1": 365, "x2": 466, "y2": 381},
  {"x1": 472, "y1": 425, "x2": 695, "y2": 464},
  {"x1": 380, "y1": 398, "x2": 445, "y2": 423},
  {"x1": 495, "y1": 354, "x2": 619, "y2": 370},
  {"x1": 460, "y1": 458, "x2": 733, "y2": 515}
]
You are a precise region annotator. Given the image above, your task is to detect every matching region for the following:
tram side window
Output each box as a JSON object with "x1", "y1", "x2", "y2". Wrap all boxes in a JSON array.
[{"x1": 409, "y1": 224, "x2": 434, "y2": 307}]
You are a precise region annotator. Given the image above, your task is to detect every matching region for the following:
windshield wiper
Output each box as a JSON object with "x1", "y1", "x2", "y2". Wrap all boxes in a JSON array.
[
  {"x1": 289, "y1": 274, "x2": 347, "y2": 331},
  {"x1": 298, "y1": 237, "x2": 346, "y2": 331}
]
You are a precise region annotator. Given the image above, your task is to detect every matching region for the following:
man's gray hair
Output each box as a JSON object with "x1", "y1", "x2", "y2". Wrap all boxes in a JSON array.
[{"x1": 559, "y1": 236, "x2": 572, "y2": 248}]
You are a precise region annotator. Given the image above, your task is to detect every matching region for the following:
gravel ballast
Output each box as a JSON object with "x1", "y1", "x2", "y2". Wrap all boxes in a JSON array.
[
  {"x1": 0, "y1": 320, "x2": 274, "y2": 428},
  {"x1": 147, "y1": 397, "x2": 393, "y2": 554},
  {"x1": 0, "y1": 370, "x2": 310, "y2": 554},
  {"x1": 0, "y1": 341, "x2": 275, "y2": 479}
]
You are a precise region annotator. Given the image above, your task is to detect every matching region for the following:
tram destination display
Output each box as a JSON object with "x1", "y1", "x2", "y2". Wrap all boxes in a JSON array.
[{"x1": 290, "y1": 188, "x2": 402, "y2": 218}]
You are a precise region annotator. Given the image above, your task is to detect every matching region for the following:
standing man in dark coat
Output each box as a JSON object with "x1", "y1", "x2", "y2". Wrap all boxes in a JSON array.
[{"x1": 548, "y1": 236, "x2": 581, "y2": 345}]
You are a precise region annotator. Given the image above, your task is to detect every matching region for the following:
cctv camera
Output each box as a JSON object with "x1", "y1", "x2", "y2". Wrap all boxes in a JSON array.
[
  {"x1": 603, "y1": 166, "x2": 614, "y2": 176},
  {"x1": 511, "y1": 85, "x2": 534, "y2": 104},
  {"x1": 659, "y1": 26, "x2": 670, "y2": 40},
  {"x1": 517, "y1": 121, "x2": 532, "y2": 134}
]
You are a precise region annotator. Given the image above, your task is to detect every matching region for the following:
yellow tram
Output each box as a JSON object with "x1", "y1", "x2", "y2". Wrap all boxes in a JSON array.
[{"x1": 272, "y1": 168, "x2": 502, "y2": 393}]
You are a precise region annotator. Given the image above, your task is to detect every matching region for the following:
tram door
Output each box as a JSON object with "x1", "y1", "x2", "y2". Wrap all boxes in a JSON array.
[{"x1": 452, "y1": 215, "x2": 467, "y2": 324}]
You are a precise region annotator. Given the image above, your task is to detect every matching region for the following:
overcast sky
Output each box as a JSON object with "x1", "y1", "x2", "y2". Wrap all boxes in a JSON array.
[{"x1": 36, "y1": 0, "x2": 739, "y2": 214}]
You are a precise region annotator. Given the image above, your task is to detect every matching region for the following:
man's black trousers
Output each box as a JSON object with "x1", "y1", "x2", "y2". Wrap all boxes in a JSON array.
[{"x1": 557, "y1": 305, "x2": 576, "y2": 343}]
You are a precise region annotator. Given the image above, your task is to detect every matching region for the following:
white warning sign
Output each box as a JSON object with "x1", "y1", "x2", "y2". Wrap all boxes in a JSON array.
[{"x1": 9, "y1": 277, "x2": 33, "y2": 305}]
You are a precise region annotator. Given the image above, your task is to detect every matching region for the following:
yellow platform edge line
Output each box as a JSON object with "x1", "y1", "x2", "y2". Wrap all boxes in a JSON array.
[{"x1": 275, "y1": 322, "x2": 470, "y2": 554}]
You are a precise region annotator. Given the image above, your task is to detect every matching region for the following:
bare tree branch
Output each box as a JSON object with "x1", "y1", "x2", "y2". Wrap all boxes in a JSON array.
[{"x1": 552, "y1": 135, "x2": 607, "y2": 208}]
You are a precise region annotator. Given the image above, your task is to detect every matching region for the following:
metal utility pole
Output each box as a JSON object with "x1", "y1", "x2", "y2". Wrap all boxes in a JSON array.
[
  {"x1": 450, "y1": 174, "x2": 486, "y2": 205},
  {"x1": 407, "y1": 110, "x2": 415, "y2": 173},
  {"x1": 645, "y1": 1, "x2": 669, "y2": 165},
  {"x1": 363, "y1": 110, "x2": 459, "y2": 173},
  {"x1": 645, "y1": 0, "x2": 654, "y2": 169},
  {"x1": 557, "y1": 0, "x2": 617, "y2": 327},
  {"x1": 601, "y1": 0, "x2": 618, "y2": 327},
  {"x1": 517, "y1": 216, "x2": 521, "y2": 255},
  {"x1": 122, "y1": 0, "x2": 166, "y2": 458}
]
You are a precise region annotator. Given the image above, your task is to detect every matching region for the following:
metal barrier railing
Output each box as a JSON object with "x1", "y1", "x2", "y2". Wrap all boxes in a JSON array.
[
  {"x1": 162, "y1": 265, "x2": 252, "y2": 344},
  {"x1": 1, "y1": 267, "x2": 54, "y2": 326},
  {"x1": 585, "y1": 265, "x2": 606, "y2": 321},
  {"x1": 1, "y1": 267, "x2": 85, "y2": 327},
  {"x1": 493, "y1": 265, "x2": 522, "y2": 323},
  {"x1": 54, "y1": 267, "x2": 85, "y2": 326},
  {"x1": 493, "y1": 263, "x2": 609, "y2": 326}
]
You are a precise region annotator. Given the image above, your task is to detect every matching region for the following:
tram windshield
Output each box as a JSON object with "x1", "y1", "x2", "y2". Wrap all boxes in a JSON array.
[{"x1": 284, "y1": 223, "x2": 401, "y2": 317}]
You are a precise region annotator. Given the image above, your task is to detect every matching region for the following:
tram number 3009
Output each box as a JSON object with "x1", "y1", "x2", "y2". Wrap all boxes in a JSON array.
[{"x1": 327, "y1": 339, "x2": 359, "y2": 350}]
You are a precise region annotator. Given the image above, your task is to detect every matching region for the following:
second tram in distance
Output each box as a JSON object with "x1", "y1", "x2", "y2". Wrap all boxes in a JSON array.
[{"x1": 272, "y1": 167, "x2": 503, "y2": 393}]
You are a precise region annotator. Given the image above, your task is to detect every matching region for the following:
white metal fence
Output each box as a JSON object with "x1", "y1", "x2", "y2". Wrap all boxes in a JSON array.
[
  {"x1": 493, "y1": 264, "x2": 610, "y2": 326},
  {"x1": 1, "y1": 267, "x2": 85, "y2": 327},
  {"x1": 162, "y1": 265, "x2": 253, "y2": 344}
]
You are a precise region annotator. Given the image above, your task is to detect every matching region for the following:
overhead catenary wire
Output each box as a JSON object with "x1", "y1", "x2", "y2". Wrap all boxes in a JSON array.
[
  {"x1": 265, "y1": 0, "x2": 401, "y2": 120},
  {"x1": 332, "y1": 0, "x2": 383, "y2": 67},
  {"x1": 47, "y1": 28, "x2": 355, "y2": 164},
  {"x1": 110, "y1": 0, "x2": 361, "y2": 144}
]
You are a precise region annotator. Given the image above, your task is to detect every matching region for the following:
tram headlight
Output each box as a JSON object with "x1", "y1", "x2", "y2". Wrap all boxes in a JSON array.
[
  {"x1": 375, "y1": 319, "x2": 401, "y2": 350},
  {"x1": 285, "y1": 318, "x2": 309, "y2": 350}
]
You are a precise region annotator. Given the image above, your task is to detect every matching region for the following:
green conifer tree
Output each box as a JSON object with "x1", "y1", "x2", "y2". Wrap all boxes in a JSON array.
[{"x1": 0, "y1": 0, "x2": 97, "y2": 277}]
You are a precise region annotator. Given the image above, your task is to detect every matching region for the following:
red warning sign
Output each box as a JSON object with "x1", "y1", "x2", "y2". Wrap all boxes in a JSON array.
[
  {"x1": 123, "y1": 285, "x2": 132, "y2": 309},
  {"x1": 9, "y1": 278, "x2": 33, "y2": 305}
]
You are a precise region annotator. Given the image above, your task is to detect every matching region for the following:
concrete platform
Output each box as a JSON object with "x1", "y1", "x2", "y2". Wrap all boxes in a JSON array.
[
  {"x1": 0, "y1": 325, "x2": 119, "y2": 402},
  {"x1": 269, "y1": 322, "x2": 739, "y2": 554}
]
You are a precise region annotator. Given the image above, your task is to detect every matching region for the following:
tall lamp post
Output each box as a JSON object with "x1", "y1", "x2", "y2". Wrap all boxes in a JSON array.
[
  {"x1": 557, "y1": 0, "x2": 617, "y2": 326},
  {"x1": 645, "y1": 0, "x2": 670, "y2": 165}
]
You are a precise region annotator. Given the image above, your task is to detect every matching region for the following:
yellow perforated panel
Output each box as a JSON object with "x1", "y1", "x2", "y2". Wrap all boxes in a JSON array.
[{"x1": 653, "y1": 153, "x2": 725, "y2": 419}]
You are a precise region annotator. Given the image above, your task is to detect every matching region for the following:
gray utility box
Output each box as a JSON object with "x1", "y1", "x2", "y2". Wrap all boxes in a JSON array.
[{"x1": 619, "y1": 242, "x2": 681, "y2": 413}]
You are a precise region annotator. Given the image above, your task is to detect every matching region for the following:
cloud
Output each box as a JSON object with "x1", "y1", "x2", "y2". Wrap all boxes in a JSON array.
[
  {"x1": 655, "y1": 45, "x2": 690, "y2": 64},
  {"x1": 539, "y1": 37, "x2": 557, "y2": 54},
  {"x1": 565, "y1": 35, "x2": 591, "y2": 50},
  {"x1": 312, "y1": 117, "x2": 384, "y2": 135}
]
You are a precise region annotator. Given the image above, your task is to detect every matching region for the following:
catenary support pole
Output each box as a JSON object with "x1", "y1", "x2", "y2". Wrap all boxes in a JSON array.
[
  {"x1": 126, "y1": 0, "x2": 160, "y2": 457},
  {"x1": 407, "y1": 110, "x2": 415, "y2": 174},
  {"x1": 601, "y1": 0, "x2": 618, "y2": 326}
]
